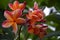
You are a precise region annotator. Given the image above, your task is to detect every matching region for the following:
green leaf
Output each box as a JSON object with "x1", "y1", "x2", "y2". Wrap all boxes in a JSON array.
[
  {"x1": 0, "y1": 0, "x2": 10, "y2": 9},
  {"x1": 40, "y1": 0, "x2": 60, "y2": 10},
  {"x1": 43, "y1": 31, "x2": 60, "y2": 40}
]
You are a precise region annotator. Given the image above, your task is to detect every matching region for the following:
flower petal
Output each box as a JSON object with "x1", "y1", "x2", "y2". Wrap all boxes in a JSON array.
[
  {"x1": 2, "y1": 20, "x2": 13, "y2": 28},
  {"x1": 29, "y1": 19, "x2": 36, "y2": 26},
  {"x1": 34, "y1": 2, "x2": 38, "y2": 9},
  {"x1": 36, "y1": 24, "x2": 48, "y2": 31},
  {"x1": 36, "y1": 25, "x2": 42, "y2": 28},
  {"x1": 26, "y1": 11, "x2": 33, "y2": 19},
  {"x1": 32, "y1": 15, "x2": 40, "y2": 21},
  {"x1": 4, "y1": 11, "x2": 13, "y2": 21},
  {"x1": 26, "y1": 14, "x2": 32, "y2": 19},
  {"x1": 28, "y1": 26, "x2": 34, "y2": 34},
  {"x1": 19, "y1": 1, "x2": 26, "y2": 10},
  {"x1": 8, "y1": 3, "x2": 14, "y2": 10},
  {"x1": 16, "y1": 18, "x2": 26, "y2": 24},
  {"x1": 12, "y1": 9, "x2": 22, "y2": 19},
  {"x1": 13, "y1": 1, "x2": 19, "y2": 10},
  {"x1": 12, "y1": 22, "x2": 18, "y2": 34},
  {"x1": 39, "y1": 31, "x2": 46, "y2": 39},
  {"x1": 42, "y1": 26, "x2": 48, "y2": 30},
  {"x1": 32, "y1": 10, "x2": 44, "y2": 21},
  {"x1": 37, "y1": 10, "x2": 44, "y2": 19},
  {"x1": 34, "y1": 27, "x2": 40, "y2": 35}
]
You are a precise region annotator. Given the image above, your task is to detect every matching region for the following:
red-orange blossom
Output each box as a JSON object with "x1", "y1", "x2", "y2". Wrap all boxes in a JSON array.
[
  {"x1": 2, "y1": 9, "x2": 25, "y2": 34},
  {"x1": 26, "y1": 2, "x2": 48, "y2": 38},
  {"x1": 8, "y1": 1, "x2": 26, "y2": 11}
]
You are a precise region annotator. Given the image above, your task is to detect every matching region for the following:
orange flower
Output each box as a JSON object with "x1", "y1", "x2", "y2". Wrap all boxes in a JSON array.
[
  {"x1": 2, "y1": 9, "x2": 25, "y2": 34},
  {"x1": 8, "y1": 1, "x2": 26, "y2": 11},
  {"x1": 26, "y1": 2, "x2": 44, "y2": 22},
  {"x1": 27, "y1": 2, "x2": 47, "y2": 39},
  {"x1": 28, "y1": 24, "x2": 48, "y2": 38}
]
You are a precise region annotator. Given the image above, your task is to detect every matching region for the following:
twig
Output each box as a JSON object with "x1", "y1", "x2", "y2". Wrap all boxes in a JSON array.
[{"x1": 18, "y1": 25, "x2": 22, "y2": 40}]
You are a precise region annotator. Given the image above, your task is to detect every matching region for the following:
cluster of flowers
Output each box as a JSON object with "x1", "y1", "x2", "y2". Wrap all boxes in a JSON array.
[{"x1": 2, "y1": 0, "x2": 48, "y2": 38}]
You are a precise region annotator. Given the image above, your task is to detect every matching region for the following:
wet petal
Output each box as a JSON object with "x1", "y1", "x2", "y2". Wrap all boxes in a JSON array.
[
  {"x1": 34, "y1": 27, "x2": 40, "y2": 35},
  {"x1": 42, "y1": 26, "x2": 48, "y2": 30},
  {"x1": 26, "y1": 11, "x2": 33, "y2": 19},
  {"x1": 36, "y1": 24, "x2": 48, "y2": 31},
  {"x1": 29, "y1": 19, "x2": 36, "y2": 26},
  {"x1": 38, "y1": 10, "x2": 44, "y2": 18},
  {"x1": 4, "y1": 11, "x2": 13, "y2": 21},
  {"x1": 34, "y1": 2, "x2": 38, "y2": 9},
  {"x1": 8, "y1": 3, "x2": 14, "y2": 10},
  {"x1": 13, "y1": 1, "x2": 19, "y2": 10},
  {"x1": 2, "y1": 20, "x2": 13, "y2": 28},
  {"x1": 32, "y1": 15, "x2": 39, "y2": 20},
  {"x1": 16, "y1": 18, "x2": 26, "y2": 24},
  {"x1": 26, "y1": 14, "x2": 32, "y2": 19},
  {"x1": 12, "y1": 9, "x2": 22, "y2": 19},
  {"x1": 12, "y1": 22, "x2": 18, "y2": 34},
  {"x1": 28, "y1": 26, "x2": 34, "y2": 34},
  {"x1": 33, "y1": 10, "x2": 44, "y2": 21},
  {"x1": 36, "y1": 25, "x2": 42, "y2": 28},
  {"x1": 19, "y1": 2, "x2": 26, "y2": 10}
]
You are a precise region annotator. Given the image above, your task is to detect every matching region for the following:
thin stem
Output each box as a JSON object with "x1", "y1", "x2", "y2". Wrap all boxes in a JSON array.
[{"x1": 18, "y1": 25, "x2": 22, "y2": 40}]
